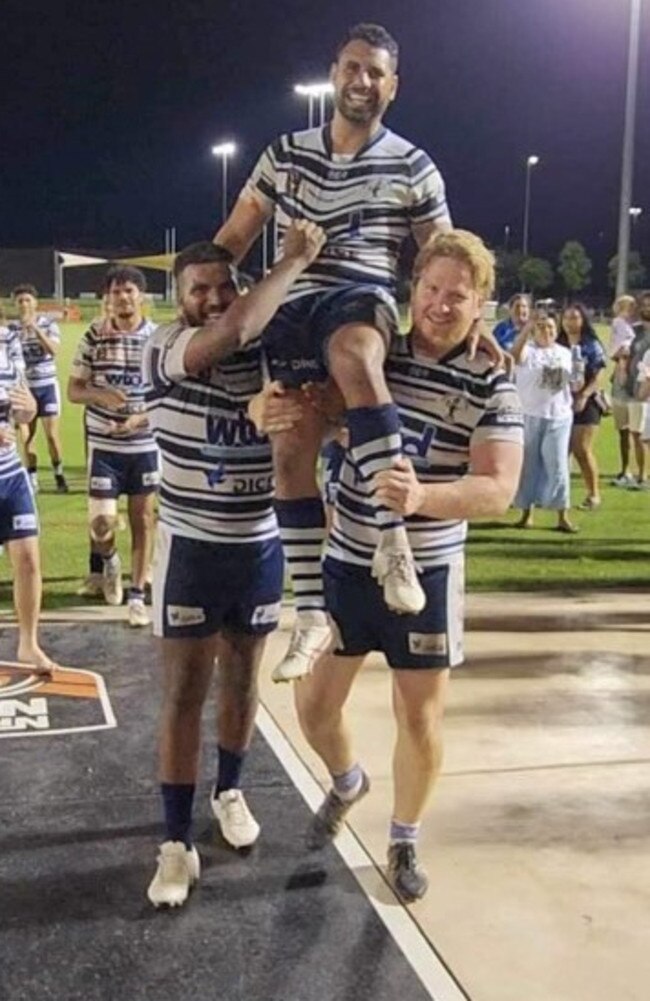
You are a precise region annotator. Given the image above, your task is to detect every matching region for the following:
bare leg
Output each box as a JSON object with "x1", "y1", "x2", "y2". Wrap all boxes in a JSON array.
[
  {"x1": 570, "y1": 425, "x2": 600, "y2": 502},
  {"x1": 214, "y1": 630, "x2": 266, "y2": 753},
  {"x1": 158, "y1": 636, "x2": 217, "y2": 784},
  {"x1": 391, "y1": 668, "x2": 449, "y2": 824},
  {"x1": 294, "y1": 651, "x2": 366, "y2": 775},
  {"x1": 7, "y1": 536, "x2": 55, "y2": 674},
  {"x1": 127, "y1": 493, "x2": 155, "y2": 592}
]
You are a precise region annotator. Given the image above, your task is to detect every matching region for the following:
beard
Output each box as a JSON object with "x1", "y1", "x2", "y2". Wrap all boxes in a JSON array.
[{"x1": 335, "y1": 88, "x2": 383, "y2": 125}]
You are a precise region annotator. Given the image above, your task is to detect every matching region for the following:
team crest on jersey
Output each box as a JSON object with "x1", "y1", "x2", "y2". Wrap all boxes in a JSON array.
[
  {"x1": 442, "y1": 395, "x2": 469, "y2": 422},
  {"x1": 0, "y1": 661, "x2": 116, "y2": 739},
  {"x1": 365, "y1": 177, "x2": 393, "y2": 200}
]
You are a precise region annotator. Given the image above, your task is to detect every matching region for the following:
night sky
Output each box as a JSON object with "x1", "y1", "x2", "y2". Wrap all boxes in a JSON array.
[{"x1": 2, "y1": 0, "x2": 649, "y2": 284}]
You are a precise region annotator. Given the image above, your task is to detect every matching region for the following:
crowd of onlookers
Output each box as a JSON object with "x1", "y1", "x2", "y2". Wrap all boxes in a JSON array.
[{"x1": 493, "y1": 290, "x2": 650, "y2": 533}]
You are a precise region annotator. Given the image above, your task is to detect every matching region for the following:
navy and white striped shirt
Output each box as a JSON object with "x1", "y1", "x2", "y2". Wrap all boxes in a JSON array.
[
  {"x1": 71, "y1": 319, "x2": 157, "y2": 453},
  {"x1": 143, "y1": 322, "x2": 277, "y2": 545},
  {"x1": 245, "y1": 125, "x2": 450, "y2": 300},
  {"x1": 327, "y1": 336, "x2": 524, "y2": 568},
  {"x1": 9, "y1": 315, "x2": 60, "y2": 388},
  {"x1": 0, "y1": 326, "x2": 27, "y2": 480}
]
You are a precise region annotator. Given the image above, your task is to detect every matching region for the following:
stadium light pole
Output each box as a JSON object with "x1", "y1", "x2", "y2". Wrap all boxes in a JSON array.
[
  {"x1": 522, "y1": 155, "x2": 540, "y2": 257},
  {"x1": 615, "y1": 0, "x2": 642, "y2": 297},
  {"x1": 294, "y1": 82, "x2": 334, "y2": 127},
  {"x1": 211, "y1": 141, "x2": 237, "y2": 223}
]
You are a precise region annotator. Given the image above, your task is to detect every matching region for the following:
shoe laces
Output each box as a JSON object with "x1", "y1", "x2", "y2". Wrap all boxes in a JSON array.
[
  {"x1": 391, "y1": 841, "x2": 418, "y2": 871},
  {"x1": 221, "y1": 791, "x2": 249, "y2": 826},
  {"x1": 158, "y1": 845, "x2": 188, "y2": 883},
  {"x1": 385, "y1": 551, "x2": 417, "y2": 586}
]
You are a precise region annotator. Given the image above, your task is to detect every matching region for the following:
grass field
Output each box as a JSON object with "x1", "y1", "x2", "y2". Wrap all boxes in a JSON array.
[{"x1": 1, "y1": 317, "x2": 649, "y2": 608}]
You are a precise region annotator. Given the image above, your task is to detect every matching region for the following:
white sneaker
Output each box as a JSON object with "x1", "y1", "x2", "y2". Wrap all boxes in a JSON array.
[
  {"x1": 271, "y1": 623, "x2": 332, "y2": 683},
  {"x1": 372, "y1": 545, "x2": 425, "y2": 615},
  {"x1": 212, "y1": 789, "x2": 260, "y2": 849},
  {"x1": 611, "y1": 473, "x2": 635, "y2": 487},
  {"x1": 128, "y1": 598, "x2": 150, "y2": 628},
  {"x1": 102, "y1": 557, "x2": 123, "y2": 607},
  {"x1": 147, "y1": 841, "x2": 200, "y2": 908},
  {"x1": 76, "y1": 573, "x2": 104, "y2": 598}
]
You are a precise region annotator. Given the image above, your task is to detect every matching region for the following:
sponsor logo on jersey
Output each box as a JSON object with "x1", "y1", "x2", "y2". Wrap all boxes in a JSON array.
[
  {"x1": 0, "y1": 661, "x2": 116, "y2": 739},
  {"x1": 206, "y1": 410, "x2": 265, "y2": 448},
  {"x1": 402, "y1": 426, "x2": 436, "y2": 463}
]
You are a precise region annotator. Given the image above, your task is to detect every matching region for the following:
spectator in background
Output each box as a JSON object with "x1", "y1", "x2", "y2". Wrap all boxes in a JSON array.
[
  {"x1": 10, "y1": 285, "x2": 69, "y2": 494},
  {"x1": 622, "y1": 290, "x2": 650, "y2": 490},
  {"x1": 609, "y1": 294, "x2": 643, "y2": 487},
  {"x1": 492, "y1": 293, "x2": 531, "y2": 352},
  {"x1": 511, "y1": 313, "x2": 577, "y2": 532},
  {"x1": 557, "y1": 303, "x2": 607, "y2": 511}
]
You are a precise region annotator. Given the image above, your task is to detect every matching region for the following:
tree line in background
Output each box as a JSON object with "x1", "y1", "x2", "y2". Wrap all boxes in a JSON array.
[{"x1": 495, "y1": 241, "x2": 648, "y2": 302}]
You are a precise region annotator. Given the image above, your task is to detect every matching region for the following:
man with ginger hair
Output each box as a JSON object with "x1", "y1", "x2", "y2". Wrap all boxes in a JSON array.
[{"x1": 251, "y1": 230, "x2": 524, "y2": 901}]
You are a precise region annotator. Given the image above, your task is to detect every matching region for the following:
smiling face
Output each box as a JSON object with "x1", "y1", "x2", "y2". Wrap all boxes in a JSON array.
[
  {"x1": 411, "y1": 256, "x2": 483, "y2": 358},
  {"x1": 177, "y1": 262, "x2": 239, "y2": 327},
  {"x1": 331, "y1": 39, "x2": 398, "y2": 127},
  {"x1": 532, "y1": 315, "x2": 557, "y2": 347}
]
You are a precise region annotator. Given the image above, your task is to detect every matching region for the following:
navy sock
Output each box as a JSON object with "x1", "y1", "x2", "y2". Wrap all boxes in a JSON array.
[
  {"x1": 89, "y1": 551, "x2": 103, "y2": 575},
  {"x1": 347, "y1": 404, "x2": 404, "y2": 532},
  {"x1": 274, "y1": 496, "x2": 327, "y2": 619},
  {"x1": 129, "y1": 587, "x2": 145, "y2": 602},
  {"x1": 215, "y1": 745, "x2": 246, "y2": 795},
  {"x1": 161, "y1": 782, "x2": 195, "y2": 847}
]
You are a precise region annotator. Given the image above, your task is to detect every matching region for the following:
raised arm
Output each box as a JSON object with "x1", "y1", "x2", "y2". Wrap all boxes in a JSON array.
[
  {"x1": 183, "y1": 220, "x2": 325, "y2": 375},
  {"x1": 213, "y1": 193, "x2": 273, "y2": 264}
]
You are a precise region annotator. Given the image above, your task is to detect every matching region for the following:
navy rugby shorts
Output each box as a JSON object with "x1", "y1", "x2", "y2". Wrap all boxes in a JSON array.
[
  {"x1": 262, "y1": 284, "x2": 399, "y2": 386},
  {"x1": 152, "y1": 524, "x2": 284, "y2": 640},
  {"x1": 323, "y1": 555, "x2": 465, "y2": 670}
]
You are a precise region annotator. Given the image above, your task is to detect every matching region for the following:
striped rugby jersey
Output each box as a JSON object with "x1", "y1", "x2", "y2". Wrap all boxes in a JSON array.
[
  {"x1": 245, "y1": 124, "x2": 450, "y2": 299},
  {"x1": 71, "y1": 319, "x2": 157, "y2": 453},
  {"x1": 9, "y1": 316, "x2": 60, "y2": 387},
  {"x1": 327, "y1": 335, "x2": 524, "y2": 568},
  {"x1": 0, "y1": 325, "x2": 27, "y2": 479},
  {"x1": 143, "y1": 322, "x2": 277, "y2": 545}
]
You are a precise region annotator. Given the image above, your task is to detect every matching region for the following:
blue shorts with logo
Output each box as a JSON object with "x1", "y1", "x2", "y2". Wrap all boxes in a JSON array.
[
  {"x1": 0, "y1": 469, "x2": 39, "y2": 543},
  {"x1": 323, "y1": 556, "x2": 465, "y2": 670},
  {"x1": 88, "y1": 446, "x2": 160, "y2": 498},
  {"x1": 31, "y1": 381, "x2": 61, "y2": 418},
  {"x1": 153, "y1": 525, "x2": 284, "y2": 639},
  {"x1": 262, "y1": 285, "x2": 399, "y2": 386}
]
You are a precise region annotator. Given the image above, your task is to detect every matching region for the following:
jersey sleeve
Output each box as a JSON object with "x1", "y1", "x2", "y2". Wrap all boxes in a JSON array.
[
  {"x1": 46, "y1": 320, "x2": 61, "y2": 344},
  {"x1": 474, "y1": 372, "x2": 524, "y2": 445},
  {"x1": 70, "y1": 329, "x2": 95, "y2": 380},
  {"x1": 408, "y1": 149, "x2": 452, "y2": 228},
  {"x1": 242, "y1": 139, "x2": 281, "y2": 210},
  {"x1": 142, "y1": 321, "x2": 199, "y2": 397},
  {"x1": 7, "y1": 328, "x2": 26, "y2": 372}
]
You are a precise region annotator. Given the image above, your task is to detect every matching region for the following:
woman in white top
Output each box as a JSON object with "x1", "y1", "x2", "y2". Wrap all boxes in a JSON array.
[{"x1": 512, "y1": 314, "x2": 578, "y2": 533}]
